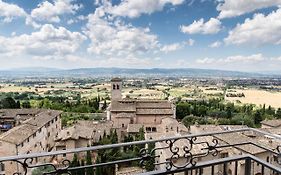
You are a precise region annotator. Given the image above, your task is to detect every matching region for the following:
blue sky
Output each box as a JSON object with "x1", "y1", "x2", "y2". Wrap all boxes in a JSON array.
[{"x1": 0, "y1": 0, "x2": 281, "y2": 72}]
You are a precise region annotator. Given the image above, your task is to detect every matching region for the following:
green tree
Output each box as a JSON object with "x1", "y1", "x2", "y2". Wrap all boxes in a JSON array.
[
  {"x1": 21, "y1": 101, "x2": 31, "y2": 108},
  {"x1": 176, "y1": 103, "x2": 191, "y2": 119},
  {"x1": 86, "y1": 150, "x2": 94, "y2": 175},
  {"x1": 145, "y1": 142, "x2": 155, "y2": 171},
  {"x1": 95, "y1": 156, "x2": 102, "y2": 175},
  {"x1": 254, "y1": 110, "x2": 263, "y2": 125},
  {"x1": 0, "y1": 97, "x2": 20, "y2": 109}
]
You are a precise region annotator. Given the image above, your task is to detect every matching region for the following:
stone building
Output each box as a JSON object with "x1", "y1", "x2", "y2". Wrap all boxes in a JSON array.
[
  {"x1": 107, "y1": 78, "x2": 176, "y2": 129},
  {"x1": 0, "y1": 110, "x2": 62, "y2": 175},
  {"x1": 54, "y1": 120, "x2": 114, "y2": 161}
]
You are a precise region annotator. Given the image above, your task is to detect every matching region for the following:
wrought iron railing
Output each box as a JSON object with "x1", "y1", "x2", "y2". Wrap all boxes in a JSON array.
[{"x1": 1, "y1": 128, "x2": 281, "y2": 175}]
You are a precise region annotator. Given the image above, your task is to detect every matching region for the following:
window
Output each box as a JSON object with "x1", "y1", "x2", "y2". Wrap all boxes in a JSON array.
[
  {"x1": 116, "y1": 84, "x2": 120, "y2": 89},
  {"x1": 122, "y1": 123, "x2": 125, "y2": 128},
  {"x1": 38, "y1": 128, "x2": 42, "y2": 133},
  {"x1": 0, "y1": 163, "x2": 5, "y2": 172},
  {"x1": 267, "y1": 156, "x2": 270, "y2": 162},
  {"x1": 113, "y1": 84, "x2": 116, "y2": 90},
  {"x1": 27, "y1": 138, "x2": 29, "y2": 143},
  {"x1": 62, "y1": 148, "x2": 66, "y2": 157},
  {"x1": 33, "y1": 133, "x2": 36, "y2": 138}
]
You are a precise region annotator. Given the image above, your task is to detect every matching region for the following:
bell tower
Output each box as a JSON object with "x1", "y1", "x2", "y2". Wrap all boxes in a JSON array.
[{"x1": 111, "y1": 77, "x2": 122, "y2": 101}]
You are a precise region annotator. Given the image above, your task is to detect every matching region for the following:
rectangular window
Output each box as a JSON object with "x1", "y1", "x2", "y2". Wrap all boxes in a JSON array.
[
  {"x1": 0, "y1": 163, "x2": 5, "y2": 171},
  {"x1": 63, "y1": 148, "x2": 66, "y2": 157}
]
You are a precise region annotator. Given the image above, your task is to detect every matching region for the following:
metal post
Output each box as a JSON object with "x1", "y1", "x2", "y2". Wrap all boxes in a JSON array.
[{"x1": 245, "y1": 158, "x2": 251, "y2": 175}]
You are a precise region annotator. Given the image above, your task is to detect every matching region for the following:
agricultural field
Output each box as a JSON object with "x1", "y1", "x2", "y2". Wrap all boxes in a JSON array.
[{"x1": 225, "y1": 89, "x2": 281, "y2": 108}]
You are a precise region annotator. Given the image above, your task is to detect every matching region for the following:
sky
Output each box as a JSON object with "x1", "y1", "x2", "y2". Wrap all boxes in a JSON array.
[{"x1": 0, "y1": 0, "x2": 281, "y2": 72}]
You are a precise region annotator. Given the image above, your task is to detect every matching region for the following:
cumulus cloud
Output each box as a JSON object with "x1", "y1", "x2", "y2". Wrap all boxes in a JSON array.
[
  {"x1": 225, "y1": 9, "x2": 281, "y2": 45},
  {"x1": 0, "y1": 24, "x2": 86, "y2": 59},
  {"x1": 217, "y1": 0, "x2": 281, "y2": 19},
  {"x1": 0, "y1": 0, "x2": 26, "y2": 22},
  {"x1": 106, "y1": 0, "x2": 184, "y2": 18},
  {"x1": 180, "y1": 18, "x2": 222, "y2": 34},
  {"x1": 84, "y1": 7, "x2": 160, "y2": 57},
  {"x1": 209, "y1": 41, "x2": 222, "y2": 48},
  {"x1": 31, "y1": 0, "x2": 83, "y2": 23}
]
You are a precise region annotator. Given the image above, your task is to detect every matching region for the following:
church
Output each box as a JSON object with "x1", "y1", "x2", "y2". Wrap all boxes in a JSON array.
[{"x1": 107, "y1": 78, "x2": 176, "y2": 130}]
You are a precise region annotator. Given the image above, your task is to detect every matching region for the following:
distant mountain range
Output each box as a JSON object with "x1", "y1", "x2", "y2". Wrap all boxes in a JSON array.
[{"x1": 0, "y1": 67, "x2": 280, "y2": 78}]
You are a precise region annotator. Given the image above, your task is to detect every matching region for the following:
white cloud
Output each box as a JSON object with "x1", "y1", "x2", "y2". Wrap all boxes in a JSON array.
[
  {"x1": 196, "y1": 57, "x2": 215, "y2": 64},
  {"x1": 180, "y1": 18, "x2": 222, "y2": 34},
  {"x1": 0, "y1": 0, "x2": 26, "y2": 22},
  {"x1": 84, "y1": 8, "x2": 159, "y2": 57},
  {"x1": 217, "y1": 0, "x2": 281, "y2": 19},
  {"x1": 107, "y1": 0, "x2": 184, "y2": 18},
  {"x1": 161, "y1": 43, "x2": 182, "y2": 53},
  {"x1": 224, "y1": 54, "x2": 264, "y2": 63},
  {"x1": 225, "y1": 9, "x2": 281, "y2": 45},
  {"x1": 196, "y1": 54, "x2": 265, "y2": 64},
  {"x1": 209, "y1": 41, "x2": 222, "y2": 48},
  {"x1": 31, "y1": 0, "x2": 83, "y2": 23},
  {"x1": 0, "y1": 24, "x2": 86, "y2": 59}
]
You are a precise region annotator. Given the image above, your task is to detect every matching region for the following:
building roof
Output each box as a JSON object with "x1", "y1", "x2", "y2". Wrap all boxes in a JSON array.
[
  {"x1": 214, "y1": 132, "x2": 269, "y2": 155},
  {"x1": 0, "y1": 124, "x2": 38, "y2": 145},
  {"x1": 55, "y1": 120, "x2": 114, "y2": 141},
  {"x1": 110, "y1": 101, "x2": 136, "y2": 112},
  {"x1": 0, "y1": 109, "x2": 42, "y2": 119},
  {"x1": 261, "y1": 119, "x2": 281, "y2": 127},
  {"x1": 0, "y1": 110, "x2": 61, "y2": 145},
  {"x1": 136, "y1": 101, "x2": 172, "y2": 109},
  {"x1": 111, "y1": 77, "x2": 122, "y2": 82},
  {"x1": 160, "y1": 117, "x2": 189, "y2": 133},
  {"x1": 136, "y1": 108, "x2": 173, "y2": 115}
]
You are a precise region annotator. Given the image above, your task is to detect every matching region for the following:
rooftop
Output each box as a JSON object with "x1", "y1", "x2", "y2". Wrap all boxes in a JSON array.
[{"x1": 0, "y1": 110, "x2": 61, "y2": 145}]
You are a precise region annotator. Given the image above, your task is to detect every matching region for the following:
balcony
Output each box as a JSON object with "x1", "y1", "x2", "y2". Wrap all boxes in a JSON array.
[{"x1": 1, "y1": 128, "x2": 281, "y2": 175}]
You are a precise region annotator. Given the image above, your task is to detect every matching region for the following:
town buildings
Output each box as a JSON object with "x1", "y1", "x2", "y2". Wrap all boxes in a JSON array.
[{"x1": 0, "y1": 109, "x2": 62, "y2": 175}]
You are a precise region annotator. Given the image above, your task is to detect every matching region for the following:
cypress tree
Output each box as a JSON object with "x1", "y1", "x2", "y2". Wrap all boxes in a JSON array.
[{"x1": 86, "y1": 151, "x2": 94, "y2": 175}]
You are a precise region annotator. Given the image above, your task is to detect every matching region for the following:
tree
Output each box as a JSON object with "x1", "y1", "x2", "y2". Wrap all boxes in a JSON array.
[
  {"x1": 95, "y1": 156, "x2": 102, "y2": 175},
  {"x1": 254, "y1": 110, "x2": 263, "y2": 125},
  {"x1": 86, "y1": 150, "x2": 94, "y2": 175},
  {"x1": 0, "y1": 97, "x2": 20, "y2": 109},
  {"x1": 21, "y1": 101, "x2": 31, "y2": 108},
  {"x1": 145, "y1": 142, "x2": 155, "y2": 171},
  {"x1": 71, "y1": 153, "x2": 79, "y2": 175},
  {"x1": 80, "y1": 160, "x2": 85, "y2": 175},
  {"x1": 176, "y1": 103, "x2": 191, "y2": 119}
]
